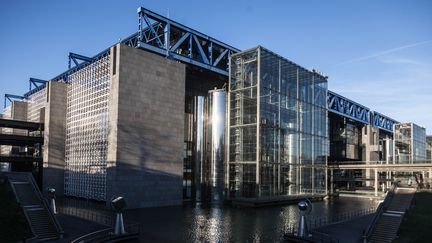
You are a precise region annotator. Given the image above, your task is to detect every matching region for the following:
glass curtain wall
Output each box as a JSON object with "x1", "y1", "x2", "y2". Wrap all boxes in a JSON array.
[
  {"x1": 394, "y1": 123, "x2": 412, "y2": 163},
  {"x1": 427, "y1": 136, "x2": 432, "y2": 161},
  {"x1": 394, "y1": 123, "x2": 427, "y2": 163},
  {"x1": 412, "y1": 123, "x2": 426, "y2": 163},
  {"x1": 228, "y1": 47, "x2": 328, "y2": 198}
]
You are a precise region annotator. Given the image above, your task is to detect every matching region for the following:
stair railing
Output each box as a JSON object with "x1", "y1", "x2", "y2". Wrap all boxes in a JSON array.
[
  {"x1": 25, "y1": 172, "x2": 64, "y2": 238},
  {"x1": 362, "y1": 183, "x2": 397, "y2": 243}
]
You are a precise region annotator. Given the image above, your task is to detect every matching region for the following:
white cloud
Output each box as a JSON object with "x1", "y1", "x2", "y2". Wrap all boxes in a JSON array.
[{"x1": 335, "y1": 40, "x2": 432, "y2": 66}]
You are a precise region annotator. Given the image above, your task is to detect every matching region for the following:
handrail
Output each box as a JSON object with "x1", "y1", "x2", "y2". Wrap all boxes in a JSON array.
[
  {"x1": 26, "y1": 173, "x2": 64, "y2": 236},
  {"x1": 70, "y1": 228, "x2": 112, "y2": 243},
  {"x1": 70, "y1": 223, "x2": 141, "y2": 243},
  {"x1": 284, "y1": 206, "x2": 377, "y2": 242},
  {"x1": 362, "y1": 183, "x2": 397, "y2": 242}
]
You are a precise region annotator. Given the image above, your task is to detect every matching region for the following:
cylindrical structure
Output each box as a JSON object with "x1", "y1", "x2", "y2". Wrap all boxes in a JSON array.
[
  {"x1": 194, "y1": 96, "x2": 205, "y2": 202},
  {"x1": 206, "y1": 89, "x2": 226, "y2": 203},
  {"x1": 114, "y1": 213, "x2": 125, "y2": 235}
]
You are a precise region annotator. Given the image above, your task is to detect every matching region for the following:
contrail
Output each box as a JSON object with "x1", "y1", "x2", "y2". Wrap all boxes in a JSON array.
[{"x1": 335, "y1": 40, "x2": 432, "y2": 66}]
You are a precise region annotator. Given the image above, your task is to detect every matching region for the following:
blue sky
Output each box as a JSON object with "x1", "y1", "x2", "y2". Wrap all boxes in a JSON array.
[{"x1": 1, "y1": 0, "x2": 431, "y2": 133}]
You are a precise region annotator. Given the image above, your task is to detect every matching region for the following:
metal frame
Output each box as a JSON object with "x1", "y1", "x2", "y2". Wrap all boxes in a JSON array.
[
  {"x1": 136, "y1": 7, "x2": 240, "y2": 76},
  {"x1": 25, "y1": 78, "x2": 47, "y2": 98},
  {"x1": 3, "y1": 94, "x2": 25, "y2": 108},
  {"x1": 371, "y1": 111, "x2": 397, "y2": 133},
  {"x1": 327, "y1": 90, "x2": 371, "y2": 124},
  {"x1": 52, "y1": 49, "x2": 110, "y2": 82},
  {"x1": 68, "y1": 52, "x2": 94, "y2": 69}
]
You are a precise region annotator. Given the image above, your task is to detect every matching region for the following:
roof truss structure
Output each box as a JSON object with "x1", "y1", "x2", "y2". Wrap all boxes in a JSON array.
[
  {"x1": 135, "y1": 7, "x2": 240, "y2": 76},
  {"x1": 328, "y1": 90, "x2": 371, "y2": 124}
]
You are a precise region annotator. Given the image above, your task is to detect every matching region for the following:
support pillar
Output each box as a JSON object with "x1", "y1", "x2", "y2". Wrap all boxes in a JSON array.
[
  {"x1": 374, "y1": 168, "x2": 378, "y2": 197},
  {"x1": 330, "y1": 168, "x2": 334, "y2": 195}
]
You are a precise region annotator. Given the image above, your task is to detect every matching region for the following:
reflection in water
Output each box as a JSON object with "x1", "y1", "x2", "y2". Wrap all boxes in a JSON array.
[{"x1": 121, "y1": 198, "x2": 378, "y2": 242}]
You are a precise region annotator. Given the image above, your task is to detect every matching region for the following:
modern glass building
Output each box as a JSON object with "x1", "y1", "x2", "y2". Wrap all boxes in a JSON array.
[
  {"x1": 394, "y1": 123, "x2": 427, "y2": 163},
  {"x1": 427, "y1": 136, "x2": 432, "y2": 161},
  {"x1": 227, "y1": 47, "x2": 328, "y2": 198}
]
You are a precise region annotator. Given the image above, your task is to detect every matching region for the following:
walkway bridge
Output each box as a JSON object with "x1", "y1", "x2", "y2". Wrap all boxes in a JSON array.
[
  {"x1": 0, "y1": 118, "x2": 44, "y2": 186},
  {"x1": 329, "y1": 160, "x2": 432, "y2": 196}
]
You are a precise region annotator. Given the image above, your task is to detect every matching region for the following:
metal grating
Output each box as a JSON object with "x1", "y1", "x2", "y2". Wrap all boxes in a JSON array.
[
  {"x1": 64, "y1": 54, "x2": 111, "y2": 200},
  {"x1": 27, "y1": 89, "x2": 46, "y2": 123}
]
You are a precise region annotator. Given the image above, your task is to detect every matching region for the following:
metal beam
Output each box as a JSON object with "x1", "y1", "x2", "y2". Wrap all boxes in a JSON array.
[
  {"x1": 26, "y1": 78, "x2": 48, "y2": 97},
  {"x1": 0, "y1": 118, "x2": 44, "y2": 131},
  {"x1": 372, "y1": 111, "x2": 397, "y2": 132},
  {"x1": 0, "y1": 155, "x2": 42, "y2": 163},
  {"x1": 327, "y1": 90, "x2": 371, "y2": 124},
  {"x1": 52, "y1": 48, "x2": 110, "y2": 82},
  {"x1": 329, "y1": 162, "x2": 432, "y2": 170},
  {"x1": 0, "y1": 133, "x2": 43, "y2": 146},
  {"x1": 68, "y1": 52, "x2": 94, "y2": 69},
  {"x1": 136, "y1": 6, "x2": 239, "y2": 75},
  {"x1": 4, "y1": 94, "x2": 25, "y2": 108}
]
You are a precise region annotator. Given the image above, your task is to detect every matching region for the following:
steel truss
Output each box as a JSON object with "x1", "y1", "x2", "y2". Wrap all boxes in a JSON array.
[
  {"x1": 68, "y1": 52, "x2": 94, "y2": 69},
  {"x1": 328, "y1": 91, "x2": 398, "y2": 132},
  {"x1": 372, "y1": 111, "x2": 397, "y2": 133},
  {"x1": 327, "y1": 90, "x2": 370, "y2": 124},
  {"x1": 3, "y1": 94, "x2": 25, "y2": 108},
  {"x1": 135, "y1": 7, "x2": 240, "y2": 76},
  {"x1": 24, "y1": 78, "x2": 47, "y2": 98}
]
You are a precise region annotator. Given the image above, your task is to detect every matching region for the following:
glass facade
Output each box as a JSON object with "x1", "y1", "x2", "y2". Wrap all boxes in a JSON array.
[
  {"x1": 394, "y1": 123, "x2": 427, "y2": 163},
  {"x1": 228, "y1": 47, "x2": 328, "y2": 198},
  {"x1": 427, "y1": 136, "x2": 432, "y2": 161},
  {"x1": 328, "y1": 113, "x2": 362, "y2": 162}
]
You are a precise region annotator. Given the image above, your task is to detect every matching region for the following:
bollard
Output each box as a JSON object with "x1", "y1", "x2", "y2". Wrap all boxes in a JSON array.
[
  {"x1": 111, "y1": 196, "x2": 126, "y2": 235},
  {"x1": 47, "y1": 188, "x2": 57, "y2": 214},
  {"x1": 297, "y1": 200, "x2": 312, "y2": 238}
]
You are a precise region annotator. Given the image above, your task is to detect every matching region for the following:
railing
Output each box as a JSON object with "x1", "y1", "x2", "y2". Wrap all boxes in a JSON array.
[
  {"x1": 284, "y1": 223, "x2": 340, "y2": 243},
  {"x1": 70, "y1": 228, "x2": 112, "y2": 243},
  {"x1": 57, "y1": 205, "x2": 114, "y2": 226},
  {"x1": 2, "y1": 172, "x2": 64, "y2": 239},
  {"x1": 70, "y1": 223, "x2": 141, "y2": 243},
  {"x1": 299, "y1": 188, "x2": 327, "y2": 195},
  {"x1": 283, "y1": 206, "x2": 377, "y2": 242},
  {"x1": 362, "y1": 183, "x2": 396, "y2": 242},
  {"x1": 26, "y1": 172, "x2": 64, "y2": 237}
]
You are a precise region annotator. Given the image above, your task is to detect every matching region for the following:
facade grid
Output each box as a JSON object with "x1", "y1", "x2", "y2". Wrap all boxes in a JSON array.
[{"x1": 64, "y1": 54, "x2": 111, "y2": 200}]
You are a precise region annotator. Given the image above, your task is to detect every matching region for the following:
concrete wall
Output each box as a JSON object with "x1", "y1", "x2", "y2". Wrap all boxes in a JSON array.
[
  {"x1": 107, "y1": 44, "x2": 186, "y2": 208},
  {"x1": 362, "y1": 125, "x2": 380, "y2": 186},
  {"x1": 362, "y1": 125, "x2": 380, "y2": 162},
  {"x1": 12, "y1": 101, "x2": 28, "y2": 135},
  {"x1": 43, "y1": 81, "x2": 67, "y2": 195}
]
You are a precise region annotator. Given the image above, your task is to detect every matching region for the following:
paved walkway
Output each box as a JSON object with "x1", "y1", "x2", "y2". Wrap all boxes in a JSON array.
[{"x1": 313, "y1": 214, "x2": 375, "y2": 243}]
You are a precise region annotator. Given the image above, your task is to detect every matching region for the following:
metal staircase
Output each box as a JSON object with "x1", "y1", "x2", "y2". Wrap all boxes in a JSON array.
[
  {"x1": 367, "y1": 187, "x2": 416, "y2": 243},
  {"x1": 5, "y1": 172, "x2": 63, "y2": 241}
]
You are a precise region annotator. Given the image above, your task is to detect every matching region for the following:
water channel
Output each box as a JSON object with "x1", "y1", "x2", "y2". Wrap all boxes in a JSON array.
[
  {"x1": 58, "y1": 196, "x2": 378, "y2": 242},
  {"x1": 120, "y1": 197, "x2": 378, "y2": 242}
]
